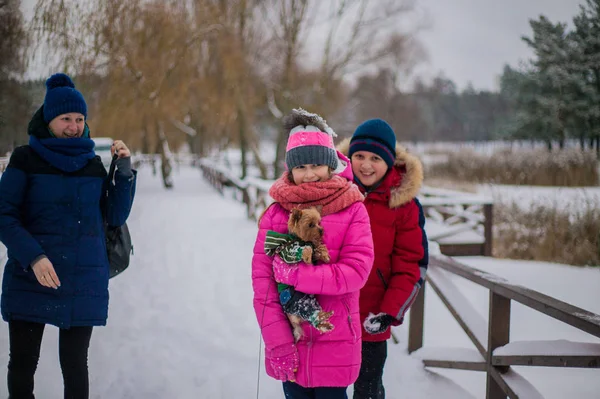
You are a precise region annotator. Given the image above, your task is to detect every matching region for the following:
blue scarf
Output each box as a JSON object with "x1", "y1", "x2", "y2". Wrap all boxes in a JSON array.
[{"x1": 29, "y1": 135, "x2": 96, "y2": 172}]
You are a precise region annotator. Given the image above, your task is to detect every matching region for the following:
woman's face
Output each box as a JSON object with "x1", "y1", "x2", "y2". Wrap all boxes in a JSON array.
[
  {"x1": 291, "y1": 164, "x2": 331, "y2": 185},
  {"x1": 48, "y1": 112, "x2": 85, "y2": 138},
  {"x1": 351, "y1": 151, "x2": 389, "y2": 187}
]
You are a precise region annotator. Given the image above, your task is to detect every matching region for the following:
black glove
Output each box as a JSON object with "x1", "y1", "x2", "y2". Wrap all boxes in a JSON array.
[{"x1": 363, "y1": 312, "x2": 395, "y2": 334}]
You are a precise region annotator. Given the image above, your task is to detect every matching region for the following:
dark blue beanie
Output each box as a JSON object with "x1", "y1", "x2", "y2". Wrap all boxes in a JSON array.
[
  {"x1": 349, "y1": 119, "x2": 396, "y2": 168},
  {"x1": 43, "y1": 73, "x2": 88, "y2": 123}
]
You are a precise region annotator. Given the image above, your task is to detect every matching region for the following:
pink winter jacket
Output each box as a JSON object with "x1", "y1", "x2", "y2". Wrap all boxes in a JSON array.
[{"x1": 252, "y1": 201, "x2": 374, "y2": 388}]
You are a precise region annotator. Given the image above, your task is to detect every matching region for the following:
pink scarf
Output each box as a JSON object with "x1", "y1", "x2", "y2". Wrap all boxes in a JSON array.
[{"x1": 269, "y1": 174, "x2": 364, "y2": 216}]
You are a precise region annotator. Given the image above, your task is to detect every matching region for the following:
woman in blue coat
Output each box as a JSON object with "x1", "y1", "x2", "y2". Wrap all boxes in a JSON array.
[{"x1": 0, "y1": 73, "x2": 136, "y2": 399}]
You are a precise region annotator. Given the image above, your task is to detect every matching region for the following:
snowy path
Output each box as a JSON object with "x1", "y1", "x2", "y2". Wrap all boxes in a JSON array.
[
  {"x1": 1, "y1": 165, "x2": 599, "y2": 398},
  {"x1": 0, "y1": 167, "x2": 471, "y2": 398}
]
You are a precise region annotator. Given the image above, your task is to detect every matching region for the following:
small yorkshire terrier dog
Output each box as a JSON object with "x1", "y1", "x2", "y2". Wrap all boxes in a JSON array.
[
  {"x1": 264, "y1": 206, "x2": 334, "y2": 342},
  {"x1": 287, "y1": 207, "x2": 331, "y2": 264}
]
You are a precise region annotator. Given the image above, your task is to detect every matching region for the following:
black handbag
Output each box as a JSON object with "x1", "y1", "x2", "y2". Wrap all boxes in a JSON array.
[{"x1": 104, "y1": 155, "x2": 133, "y2": 278}]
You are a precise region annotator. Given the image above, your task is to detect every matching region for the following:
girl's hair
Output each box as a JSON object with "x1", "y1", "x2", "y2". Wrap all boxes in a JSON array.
[
  {"x1": 287, "y1": 166, "x2": 335, "y2": 183},
  {"x1": 257, "y1": 203, "x2": 276, "y2": 227}
]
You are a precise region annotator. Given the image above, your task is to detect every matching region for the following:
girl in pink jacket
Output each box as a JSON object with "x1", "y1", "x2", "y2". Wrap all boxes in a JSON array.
[{"x1": 252, "y1": 109, "x2": 375, "y2": 398}]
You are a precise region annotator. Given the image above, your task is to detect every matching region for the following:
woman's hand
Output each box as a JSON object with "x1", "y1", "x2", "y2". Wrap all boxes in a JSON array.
[
  {"x1": 32, "y1": 257, "x2": 61, "y2": 289},
  {"x1": 111, "y1": 140, "x2": 131, "y2": 158}
]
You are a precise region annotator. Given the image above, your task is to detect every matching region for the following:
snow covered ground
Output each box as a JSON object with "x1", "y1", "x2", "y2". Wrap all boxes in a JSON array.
[
  {"x1": 0, "y1": 165, "x2": 598, "y2": 398},
  {"x1": 477, "y1": 184, "x2": 600, "y2": 212}
]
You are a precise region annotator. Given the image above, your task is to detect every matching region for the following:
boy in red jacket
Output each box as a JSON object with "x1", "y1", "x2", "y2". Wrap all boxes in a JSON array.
[{"x1": 339, "y1": 119, "x2": 429, "y2": 399}]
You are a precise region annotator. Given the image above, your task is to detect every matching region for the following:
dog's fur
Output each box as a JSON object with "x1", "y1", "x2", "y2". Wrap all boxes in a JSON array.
[
  {"x1": 285, "y1": 206, "x2": 334, "y2": 341},
  {"x1": 288, "y1": 207, "x2": 331, "y2": 264}
]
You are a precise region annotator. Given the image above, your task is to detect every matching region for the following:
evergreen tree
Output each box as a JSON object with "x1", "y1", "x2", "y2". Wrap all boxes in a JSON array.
[
  {"x1": 572, "y1": 0, "x2": 600, "y2": 153},
  {"x1": 522, "y1": 16, "x2": 575, "y2": 148},
  {"x1": 500, "y1": 7, "x2": 600, "y2": 153}
]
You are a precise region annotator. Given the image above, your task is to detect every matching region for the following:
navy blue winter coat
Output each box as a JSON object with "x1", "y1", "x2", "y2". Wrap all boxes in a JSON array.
[{"x1": 0, "y1": 107, "x2": 136, "y2": 328}]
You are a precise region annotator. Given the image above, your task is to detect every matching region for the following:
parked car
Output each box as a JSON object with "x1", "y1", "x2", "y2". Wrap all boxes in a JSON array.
[{"x1": 93, "y1": 137, "x2": 114, "y2": 169}]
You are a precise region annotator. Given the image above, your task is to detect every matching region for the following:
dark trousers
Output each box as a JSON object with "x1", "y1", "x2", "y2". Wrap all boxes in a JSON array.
[
  {"x1": 283, "y1": 382, "x2": 348, "y2": 399},
  {"x1": 8, "y1": 320, "x2": 93, "y2": 399},
  {"x1": 353, "y1": 341, "x2": 387, "y2": 399}
]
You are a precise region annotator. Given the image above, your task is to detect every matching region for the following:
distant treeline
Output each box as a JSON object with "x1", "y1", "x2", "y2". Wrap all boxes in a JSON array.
[{"x1": 2, "y1": 0, "x2": 599, "y2": 162}]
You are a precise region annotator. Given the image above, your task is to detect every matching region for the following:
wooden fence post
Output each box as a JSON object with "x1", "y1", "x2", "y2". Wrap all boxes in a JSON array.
[
  {"x1": 486, "y1": 292, "x2": 511, "y2": 399},
  {"x1": 242, "y1": 188, "x2": 252, "y2": 219},
  {"x1": 408, "y1": 287, "x2": 425, "y2": 353},
  {"x1": 484, "y1": 204, "x2": 493, "y2": 256}
]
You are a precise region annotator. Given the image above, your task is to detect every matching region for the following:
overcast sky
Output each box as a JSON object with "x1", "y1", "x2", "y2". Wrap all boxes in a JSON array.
[
  {"x1": 413, "y1": 0, "x2": 585, "y2": 91},
  {"x1": 22, "y1": 0, "x2": 585, "y2": 92}
]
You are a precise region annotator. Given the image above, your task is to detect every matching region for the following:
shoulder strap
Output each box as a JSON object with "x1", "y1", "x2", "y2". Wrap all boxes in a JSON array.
[
  {"x1": 107, "y1": 154, "x2": 118, "y2": 181},
  {"x1": 103, "y1": 154, "x2": 119, "y2": 222}
]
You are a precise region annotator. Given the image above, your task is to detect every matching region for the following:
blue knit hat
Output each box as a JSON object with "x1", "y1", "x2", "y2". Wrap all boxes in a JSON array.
[
  {"x1": 348, "y1": 119, "x2": 397, "y2": 168},
  {"x1": 43, "y1": 73, "x2": 88, "y2": 123}
]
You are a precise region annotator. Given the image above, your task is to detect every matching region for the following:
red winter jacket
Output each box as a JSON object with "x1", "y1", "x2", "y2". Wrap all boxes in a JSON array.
[{"x1": 338, "y1": 139, "x2": 427, "y2": 342}]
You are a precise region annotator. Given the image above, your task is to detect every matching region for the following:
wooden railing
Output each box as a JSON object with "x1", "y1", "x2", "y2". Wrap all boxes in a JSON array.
[
  {"x1": 0, "y1": 153, "x2": 197, "y2": 174},
  {"x1": 408, "y1": 255, "x2": 600, "y2": 399},
  {"x1": 131, "y1": 153, "x2": 198, "y2": 169},
  {"x1": 420, "y1": 186, "x2": 493, "y2": 256},
  {"x1": 199, "y1": 160, "x2": 272, "y2": 220},
  {"x1": 198, "y1": 161, "x2": 493, "y2": 256}
]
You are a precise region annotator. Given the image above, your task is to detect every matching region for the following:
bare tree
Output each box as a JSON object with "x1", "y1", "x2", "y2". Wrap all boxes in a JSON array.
[
  {"x1": 0, "y1": 0, "x2": 30, "y2": 153},
  {"x1": 28, "y1": 0, "x2": 425, "y2": 182},
  {"x1": 258, "y1": 0, "x2": 313, "y2": 177},
  {"x1": 191, "y1": 0, "x2": 269, "y2": 178},
  {"x1": 261, "y1": 0, "x2": 422, "y2": 177},
  {"x1": 0, "y1": 0, "x2": 28, "y2": 77},
  {"x1": 31, "y1": 0, "x2": 221, "y2": 188}
]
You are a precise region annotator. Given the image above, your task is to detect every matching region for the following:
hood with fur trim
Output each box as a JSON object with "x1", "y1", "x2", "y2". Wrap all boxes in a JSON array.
[{"x1": 337, "y1": 137, "x2": 423, "y2": 208}]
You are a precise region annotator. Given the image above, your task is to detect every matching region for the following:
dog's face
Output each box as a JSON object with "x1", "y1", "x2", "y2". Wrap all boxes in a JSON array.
[{"x1": 288, "y1": 206, "x2": 324, "y2": 243}]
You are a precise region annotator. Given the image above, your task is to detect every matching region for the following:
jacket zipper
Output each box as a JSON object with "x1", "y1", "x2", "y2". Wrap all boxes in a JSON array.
[{"x1": 307, "y1": 327, "x2": 313, "y2": 386}]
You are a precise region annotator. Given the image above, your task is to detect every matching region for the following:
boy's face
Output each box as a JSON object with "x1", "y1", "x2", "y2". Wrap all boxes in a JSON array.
[
  {"x1": 351, "y1": 151, "x2": 389, "y2": 187},
  {"x1": 291, "y1": 164, "x2": 331, "y2": 185}
]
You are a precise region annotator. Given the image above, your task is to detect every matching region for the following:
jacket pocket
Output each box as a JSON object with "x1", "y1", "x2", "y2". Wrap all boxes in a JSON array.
[
  {"x1": 376, "y1": 268, "x2": 388, "y2": 289},
  {"x1": 341, "y1": 296, "x2": 358, "y2": 341}
]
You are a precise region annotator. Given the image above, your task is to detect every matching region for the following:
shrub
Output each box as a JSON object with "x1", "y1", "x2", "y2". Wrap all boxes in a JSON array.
[
  {"x1": 426, "y1": 148, "x2": 598, "y2": 187},
  {"x1": 493, "y1": 198, "x2": 600, "y2": 266}
]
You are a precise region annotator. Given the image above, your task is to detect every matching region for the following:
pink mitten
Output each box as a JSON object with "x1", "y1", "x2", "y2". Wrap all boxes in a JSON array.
[
  {"x1": 269, "y1": 343, "x2": 299, "y2": 382},
  {"x1": 273, "y1": 255, "x2": 299, "y2": 286}
]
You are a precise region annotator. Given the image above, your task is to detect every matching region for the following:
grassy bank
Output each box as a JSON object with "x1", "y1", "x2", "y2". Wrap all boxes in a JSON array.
[{"x1": 426, "y1": 148, "x2": 598, "y2": 187}]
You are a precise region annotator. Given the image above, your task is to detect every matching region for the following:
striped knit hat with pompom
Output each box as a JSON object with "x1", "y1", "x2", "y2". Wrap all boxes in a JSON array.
[{"x1": 284, "y1": 108, "x2": 338, "y2": 171}]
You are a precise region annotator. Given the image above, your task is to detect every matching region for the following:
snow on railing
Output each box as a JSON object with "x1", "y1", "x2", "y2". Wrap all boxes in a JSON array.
[
  {"x1": 420, "y1": 188, "x2": 494, "y2": 256},
  {"x1": 409, "y1": 255, "x2": 600, "y2": 399},
  {"x1": 198, "y1": 160, "x2": 494, "y2": 256}
]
